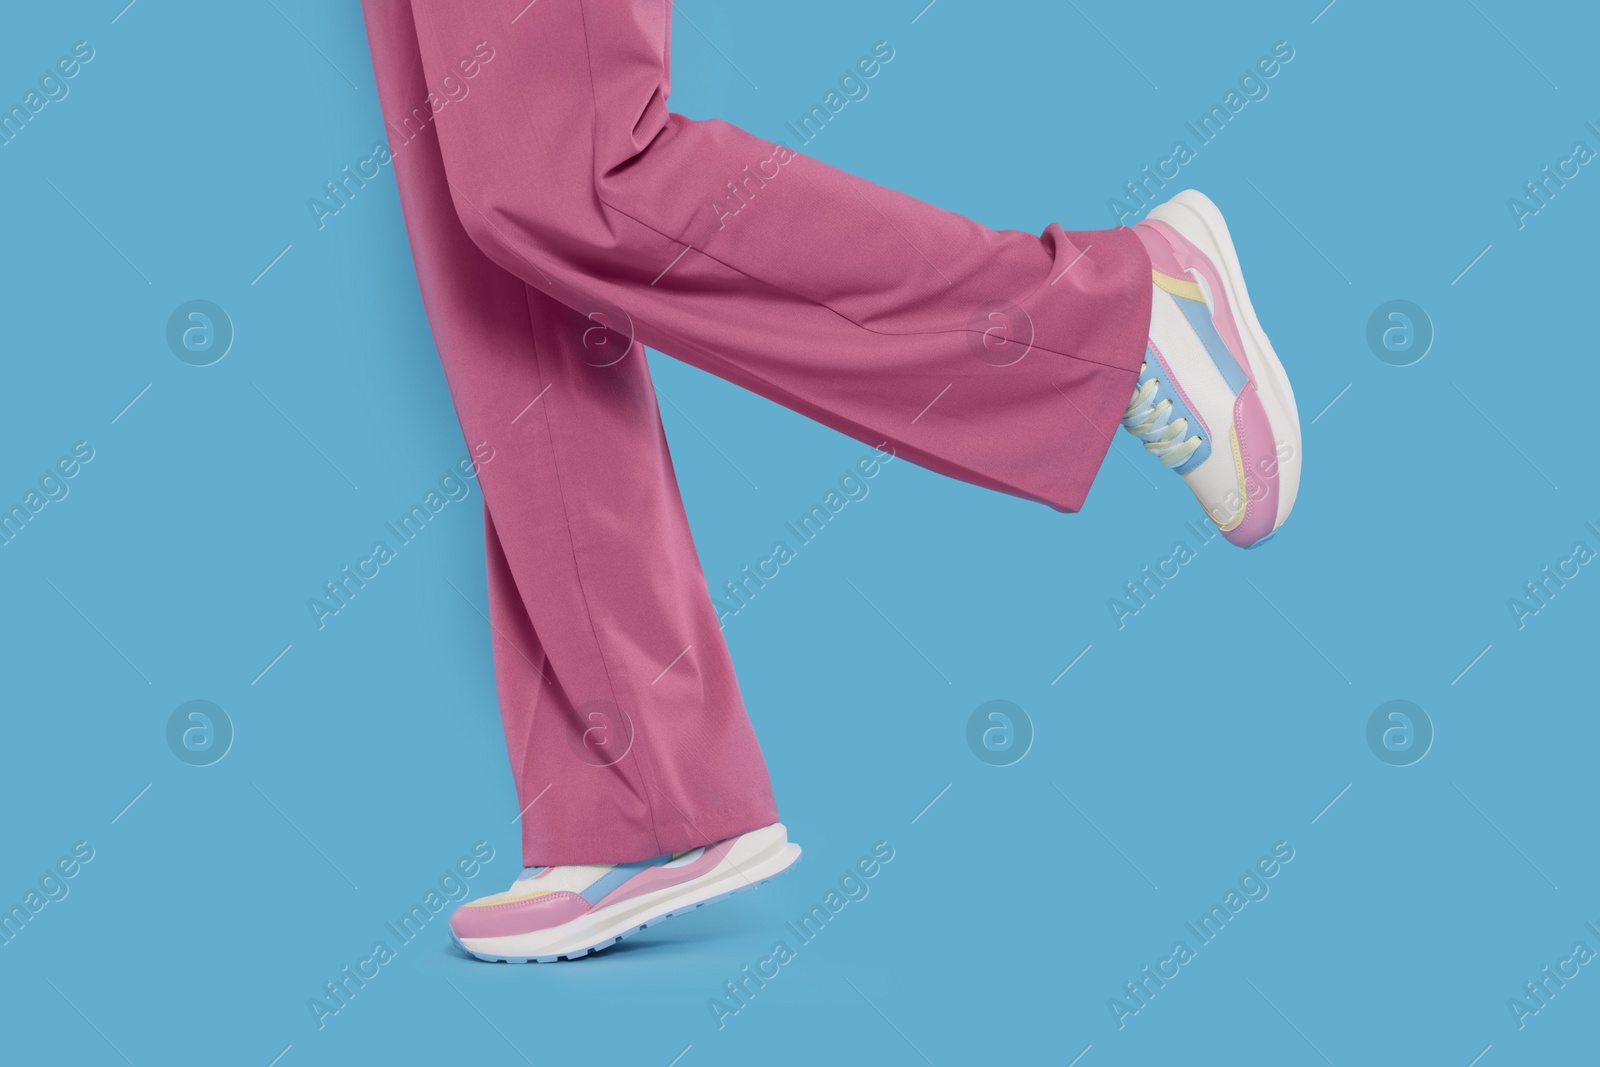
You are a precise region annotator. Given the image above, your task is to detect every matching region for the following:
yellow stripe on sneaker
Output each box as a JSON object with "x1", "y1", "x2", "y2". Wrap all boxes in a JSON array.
[
  {"x1": 1152, "y1": 269, "x2": 1205, "y2": 303},
  {"x1": 1218, "y1": 424, "x2": 1249, "y2": 532},
  {"x1": 464, "y1": 889, "x2": 557, "y2": 907}
]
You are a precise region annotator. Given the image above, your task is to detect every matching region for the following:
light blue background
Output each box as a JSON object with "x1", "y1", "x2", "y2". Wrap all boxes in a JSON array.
[{"x1": 1, "y1": 1, "x2": 1595, "y2": 1064}]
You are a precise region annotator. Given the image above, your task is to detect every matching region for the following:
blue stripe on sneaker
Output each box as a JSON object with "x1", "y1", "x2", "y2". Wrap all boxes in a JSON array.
[
  {"x1": 1174, "y1": 295, "x2": 1249, "y2": 395},
  {"x1": 579, "y1": 855, "x2": 670, "y2": 904}
]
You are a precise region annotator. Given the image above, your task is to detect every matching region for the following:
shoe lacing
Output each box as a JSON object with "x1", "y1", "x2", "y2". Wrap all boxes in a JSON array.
[{"x1": 1121, "y1": 362, "x2": 1202, "y2": 468}]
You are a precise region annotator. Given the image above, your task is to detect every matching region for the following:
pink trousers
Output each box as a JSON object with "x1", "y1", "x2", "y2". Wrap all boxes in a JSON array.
[{"x1": 361, "y1": 0, "x2": 1151, "y2": 865}]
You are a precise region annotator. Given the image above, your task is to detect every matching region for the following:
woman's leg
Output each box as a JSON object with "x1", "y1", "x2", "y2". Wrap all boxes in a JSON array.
[
  {"x1": 401, "y1": 0, "x2": 1152, "y2": 514},
  {"x1": 365, "y1": 0, "x2": 778, "y2": 867},
  {"x1": 360, "y1": 0, "x2": 1301, "y2": 962}
]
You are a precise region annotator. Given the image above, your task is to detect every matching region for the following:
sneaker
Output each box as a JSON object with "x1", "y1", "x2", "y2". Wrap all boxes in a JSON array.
[
  {"x1": 1126, "y1": 190, "x2": 1301, "y2": 548},
  {"x1": 448, "y1": 823, "x2": 801, "y2": 962}
]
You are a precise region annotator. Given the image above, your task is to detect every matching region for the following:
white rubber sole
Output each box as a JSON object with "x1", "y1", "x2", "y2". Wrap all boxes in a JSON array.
[
  {"x1": 1147, "y1": 190, "x2": 1302, "y2": 532},
  {"x1": 453, "y1": 823, "x2": 802, "y2": 963}
]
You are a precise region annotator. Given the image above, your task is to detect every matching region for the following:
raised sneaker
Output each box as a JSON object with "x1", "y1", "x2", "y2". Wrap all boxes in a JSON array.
[{"x1": 1125, "y1": 189, "x2": 1302, "y2": 548}]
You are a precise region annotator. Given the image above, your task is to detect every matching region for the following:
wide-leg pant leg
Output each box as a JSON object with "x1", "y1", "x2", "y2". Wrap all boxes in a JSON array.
[
  {"x1": 403, "y1": 0, "x2": 1153, "y2": 515},
  {"x1": 364, "y1": 0, "x2": 779, "y2": 867}
]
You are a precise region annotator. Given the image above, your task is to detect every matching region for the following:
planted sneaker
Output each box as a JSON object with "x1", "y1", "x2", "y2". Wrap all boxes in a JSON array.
[
  {"x1": 449, "y1": 822, "x2": 801, "y2": 963},
  {"x1": 1124, "y1": 190, "x2": 1301, "y2": 548}
]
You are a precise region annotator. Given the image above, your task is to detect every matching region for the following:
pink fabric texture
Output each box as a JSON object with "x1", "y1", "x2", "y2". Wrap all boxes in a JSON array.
[{"x1": 361, "y1": 0, "x2": 1151, "y2": 866}]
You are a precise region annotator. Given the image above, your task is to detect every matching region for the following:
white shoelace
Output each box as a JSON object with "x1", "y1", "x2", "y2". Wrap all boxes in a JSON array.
[{"x1": 1121, "y1": 362, "x2": 1201, "y2": 468}]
